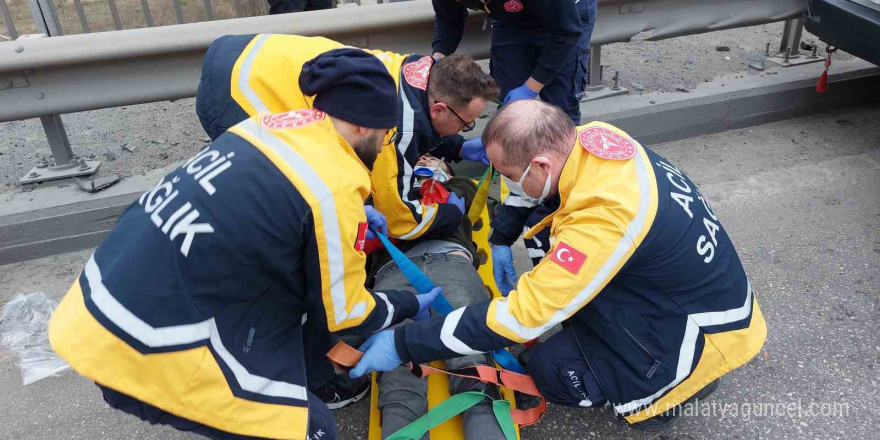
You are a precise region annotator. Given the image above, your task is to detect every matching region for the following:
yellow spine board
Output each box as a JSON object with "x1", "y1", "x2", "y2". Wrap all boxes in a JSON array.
[{"x1": 367, "y1": 184, "x2": 520, "y2": 439}]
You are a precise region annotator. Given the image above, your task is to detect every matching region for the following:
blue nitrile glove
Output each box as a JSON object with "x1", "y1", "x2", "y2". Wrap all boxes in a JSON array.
[
  {"x1": 350, "y1": 330, "x2": 400, "y2": 378},
  {"x1": 414, "y1": 286, "x2": 443, "y2": 321},
  {"x1": 491, "y1": 245, "x2": 517, "y2": 296},
  {"x1": 503, "y1": 83, "x2": 539, "y2": 105},
  {"x1": 447, "y1": 192, "x2": 465, "y2": 214},
  {"x1": 364, "y1": 205, "x2": 387, "y2": 239},
  {"x1": 461, "y1": 137, "x2": 490, "y2": 166}
]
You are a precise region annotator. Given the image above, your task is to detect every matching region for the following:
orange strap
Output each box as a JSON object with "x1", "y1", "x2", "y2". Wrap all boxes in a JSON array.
[
  {"x1": 326, "y1": 341, "x2": 547, "y2": 426},
  {"x1": 327, "y1": 340, "x2": 364, "y2": 368}
]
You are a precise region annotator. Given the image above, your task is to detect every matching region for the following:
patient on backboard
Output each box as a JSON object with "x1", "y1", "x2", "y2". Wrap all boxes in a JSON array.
[{"x1": 368, "y1": 155, "x2": 506, "y2": 440}]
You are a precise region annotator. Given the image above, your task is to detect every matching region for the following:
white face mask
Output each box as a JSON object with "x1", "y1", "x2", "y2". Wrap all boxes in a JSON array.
[{"x1": 503, "y1": 158, "x2": 552, "y2": 204}]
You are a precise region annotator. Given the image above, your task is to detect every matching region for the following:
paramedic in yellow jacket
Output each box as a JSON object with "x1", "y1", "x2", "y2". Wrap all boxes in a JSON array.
[
  {"x1": 196, "y1": 33, "x2": 499, "y2": 241},
  {"x1": 351, "y1": 99, "x2": 768, "y2": 431},
  {"x1": 48, "y1": 50, "x2": 441, "y2": 440}
]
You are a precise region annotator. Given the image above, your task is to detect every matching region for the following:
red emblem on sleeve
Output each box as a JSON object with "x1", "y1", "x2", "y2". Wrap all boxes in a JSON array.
[
  {"x1": 260, "y1": 109, "x2": 325, "y2": 130},
  {"x1": 402, "y1": 56, "x2": 433, "y2": 91},
  {"x1": 504, "y1": 0, "x2": 523, "y2": 12},
  {"x1": 355, "y1": 222, "x2": 368, "y2": 252},
  {"x1": 579, "y1": 127, "x2": 637, "y2": 160},
  {"x1": 550, "y1": 242, "x2": 587, "y2": 275}
]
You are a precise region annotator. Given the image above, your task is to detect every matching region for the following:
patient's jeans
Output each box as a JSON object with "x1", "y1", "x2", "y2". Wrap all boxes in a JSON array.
[{"x1": 373, "y1": 252, "x2": 506, "y2": 440}]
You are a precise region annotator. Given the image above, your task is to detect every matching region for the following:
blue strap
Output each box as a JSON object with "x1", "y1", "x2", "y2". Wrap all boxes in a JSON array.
[{"x1": 372, "y1": 230, "x2": 526, "y2": 374}]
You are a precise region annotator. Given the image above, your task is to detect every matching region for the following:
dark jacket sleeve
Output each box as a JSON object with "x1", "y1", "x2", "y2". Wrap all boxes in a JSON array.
[
  {"x1": 489, "y1": 198, "x2": 537, "y2": 246},
  {"x1": 432, "y1": 0, "x2": 469, "y2": 56},
  {"x1": 530, "y1": 0, "x2": 583, "y2": 85}
]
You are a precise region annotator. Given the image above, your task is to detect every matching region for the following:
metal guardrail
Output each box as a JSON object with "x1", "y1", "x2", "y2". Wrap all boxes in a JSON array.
[{"x1": 0, "y1": 0, "x2": 808, "y2": 184}]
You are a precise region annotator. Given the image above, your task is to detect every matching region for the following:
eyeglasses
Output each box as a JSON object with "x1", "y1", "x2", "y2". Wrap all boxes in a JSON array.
[
  {"x1": 383, "y1": 129, "x2": 402, "y2": 146},
  {"x1": 442, "y1": 102, "x2": 476, "y2": 133}
]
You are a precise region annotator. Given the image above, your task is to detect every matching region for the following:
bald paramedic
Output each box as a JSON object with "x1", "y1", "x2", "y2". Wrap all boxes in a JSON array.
[
  {"x1": 48, "y1": 51, "x2": 440, "y2": 440},
  {"x1": 350, "y1": 100, "x2": 767, "y2": 431},
  {"x1": 196, "y1": 33, "x2": 499, "y2": 241}
]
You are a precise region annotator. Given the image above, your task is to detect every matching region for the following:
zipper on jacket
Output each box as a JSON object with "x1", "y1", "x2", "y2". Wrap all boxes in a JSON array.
[
  {"x1": 623, "y1": 328, "x2": 661, "y2": 379},
  {"x1": 243, "y1": 327, "x2": 255, "y2": 354}
]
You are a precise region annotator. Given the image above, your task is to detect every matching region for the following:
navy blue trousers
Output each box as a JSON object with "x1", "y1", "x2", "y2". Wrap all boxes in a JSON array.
[
  {"x1": 526, "y1": 326, "x2": 606, "y2": 408},
  {"x1": 489, "y1": 0, "x2": 597, "y2": 124}
]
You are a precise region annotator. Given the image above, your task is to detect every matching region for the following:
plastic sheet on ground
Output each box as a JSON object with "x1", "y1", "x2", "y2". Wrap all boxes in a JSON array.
[{"x1": 0, "y1": 292, "x2": 69, "y2": 385}]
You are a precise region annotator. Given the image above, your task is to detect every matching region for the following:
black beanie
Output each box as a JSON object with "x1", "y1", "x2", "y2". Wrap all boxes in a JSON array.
[{"x1": 299, "y1": 48, "x2": 399, "y2": 129}]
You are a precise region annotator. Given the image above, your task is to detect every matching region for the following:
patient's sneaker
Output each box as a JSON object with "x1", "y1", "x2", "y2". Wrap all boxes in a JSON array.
[{"x1": 315, "y1": 374, "x2": 371, "y2": 410}]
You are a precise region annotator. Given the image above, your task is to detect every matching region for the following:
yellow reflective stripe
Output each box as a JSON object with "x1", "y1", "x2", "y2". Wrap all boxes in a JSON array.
[
  {"x1": 49, "y1": 281, "x2": 310, "y2": 440},
  {"x1": 229, "y1": 120, "x2": 373, "y2": 329}
]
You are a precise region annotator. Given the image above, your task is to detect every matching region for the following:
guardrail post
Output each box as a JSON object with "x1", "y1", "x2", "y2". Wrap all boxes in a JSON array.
[
  {"x1": 19, "y1": 115, "x2": 101, "y2": 184},
  {"x1": 586, "y1": 44, "x2": 603, "y2": 91},
  {"x1": 778, "y1": 17, "x2": 803, "y2": 59},
  {"x1": 19, "y1": 3, "x2": 100, "y2": 184},
  {"x1": 581, "y1": 44, "x2": 629, "y2": 102}
]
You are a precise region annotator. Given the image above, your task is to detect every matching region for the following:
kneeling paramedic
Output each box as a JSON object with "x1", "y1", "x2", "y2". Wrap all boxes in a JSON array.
[
  {"x1": 350, "y1": 100, "x2": 768, "y2": 431},
  {"x1": 196, "y1": 33, "x2": 499, "y2": 243},
  {"x1": 48, "y1": 52, "x2": 441, "y2": 440}
]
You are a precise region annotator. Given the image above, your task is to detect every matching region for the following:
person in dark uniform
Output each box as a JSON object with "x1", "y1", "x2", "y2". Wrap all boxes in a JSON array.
[{"x1": 431, "y1": 0, "x2": 598, "y2": 124}]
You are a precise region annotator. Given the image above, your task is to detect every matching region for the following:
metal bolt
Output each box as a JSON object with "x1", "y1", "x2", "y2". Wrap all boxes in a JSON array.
[
  {"x1": 611, "y1": 71, "x2": 621, "y2": 90},
  {"x1": 34, "y1": 92, "x2": 45, "y2": 100},
  {"x1": 79, "y1": 162, "x2": 90, "y2": 171},
  {"x1": 811, "y1": 46, "x2": 818, "y2": 59},
  {"x1": 36, "y1": 159, "x2": 49, "y2": 168},
  {"x1": 783, "y1": 48, "x2": 791, "y2": 64},
  {"x1": 29, "y1": 171, "x2": 40, "y2": 178},
  {"x1": 765, "y1": 43, "x2": 770, "y2": 57},
  {"x1": 14, "y1": 45, "x2": 24, "y2": 53}
]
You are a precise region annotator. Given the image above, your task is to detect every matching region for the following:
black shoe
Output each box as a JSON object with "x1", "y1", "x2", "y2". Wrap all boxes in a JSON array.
[
  {"x1": 315, "y1": 374, "x2": 371, "y2": 410},
  {"x1": 628, "y1": 378, "x2": 721, "y2": 432}
]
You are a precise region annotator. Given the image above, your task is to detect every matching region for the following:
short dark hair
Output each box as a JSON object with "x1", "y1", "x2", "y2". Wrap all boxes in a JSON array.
[
  {"x1": 427, "y1": 54, "x2": 499, "y2": 109},
  {"x1": 482, "y1": 100, "x2": 576, "y2": 168}
]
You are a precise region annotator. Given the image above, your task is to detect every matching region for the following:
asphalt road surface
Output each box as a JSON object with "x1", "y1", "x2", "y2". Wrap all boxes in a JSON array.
[{"x1": 1, "y1": 103, "x2": 878, "y2": 440}]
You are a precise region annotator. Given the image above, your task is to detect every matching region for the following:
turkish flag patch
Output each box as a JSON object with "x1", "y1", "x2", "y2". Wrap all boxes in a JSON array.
[
  {"x1": 550, "y1": 242, "x2": 587, "y2": 275},
  {"x1": 402, "y1": 56, "x2": 432, "y2": 91},
  {"x1": 355, "y1": 222, "x2": 368, "y2": 252}
]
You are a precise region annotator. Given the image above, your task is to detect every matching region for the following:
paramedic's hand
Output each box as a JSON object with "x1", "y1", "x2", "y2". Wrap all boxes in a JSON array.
[
  {"x1": 364, "y1": 205, "x2": 387, "y2": 239},
  {"x1": 414, "y1": 287, "x2": 443, "y2": 321},
  {"x1": 350, "y1": 330, "x2": 400, "y2": 378},
  {"x1": 503, "y1": 83, "x2": 539, "y2": 104},
  {"x1": 491, "y1": 245, "x2": 517, "y2": 296},
  {"x1": 461, "y1": 137, "x2": 490, "y2": 165},
  {"x1": 447, "y1": 192, "x2": 465, "y2": 215}
]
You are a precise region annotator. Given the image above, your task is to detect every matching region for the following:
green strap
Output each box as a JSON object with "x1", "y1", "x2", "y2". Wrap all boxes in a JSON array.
[
  {"x1": 492, "y1": 399, "x2": 518, "y2": 440},
  {"x1": 385, "y1": 391, "x2": 517, "y2": 440}
]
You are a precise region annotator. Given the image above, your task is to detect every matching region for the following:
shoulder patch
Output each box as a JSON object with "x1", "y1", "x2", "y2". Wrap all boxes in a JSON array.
[
  {"x1": 579, "y1": 126, "x2": 637, "y2": 161},
  {"x1": 402, "y1": 56, "x2": 432, "y2": 91},
  {"x1": 504, "y1": 0, "x2": 523, "y2": 13},
  {"x1": 260, "y1": 109, "x2": 325, "y2": 130}
]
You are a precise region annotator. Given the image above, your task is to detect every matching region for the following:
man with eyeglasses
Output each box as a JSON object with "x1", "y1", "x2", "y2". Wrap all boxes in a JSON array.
[
  {"x1": 196, "y1": 34, "x2": 499, "y2": 244},
  {"x1": 195, "y1": 34, "x2": 499, "y2": 408}
]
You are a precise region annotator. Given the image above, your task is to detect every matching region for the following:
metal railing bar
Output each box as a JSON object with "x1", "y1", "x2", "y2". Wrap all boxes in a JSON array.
[
  {"x1": 140, "y1": 0, "x2": 153, "y2": 27},
  {"x1": 107, "y1": 0, "x2": 122, "y2": 30},
  {"x1": 172, "y1": 0, "x2": 185, "y2": 24},
  {"x1": 72, "y1": 0, "x2": 91, "y2": 33},
  {"x1": 202, "y1": 0, "x2": 214, "y2": 20},
  {"x1": 0, "y1": 0, "x2": 18, "y2": 40}
]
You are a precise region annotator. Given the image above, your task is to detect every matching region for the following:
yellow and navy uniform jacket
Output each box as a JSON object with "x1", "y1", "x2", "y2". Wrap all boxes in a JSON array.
[
  {"x1": 394, "y1": 122, "x2": 767, "y2": 423},
  {"x1": 48, "y1": 109, "x2": 419, "y2": 440},
  {"x1": 196, "y1": 33, "x2": 466, "y2": 241}
]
